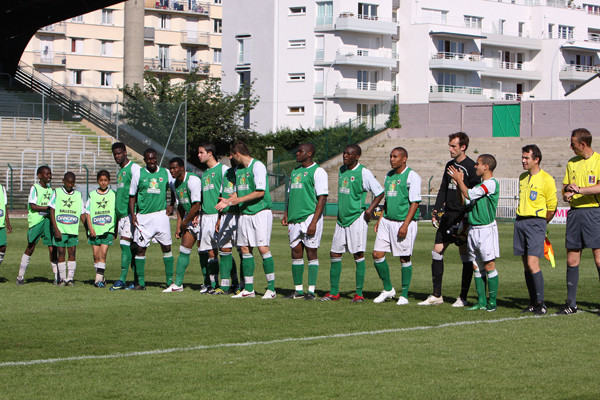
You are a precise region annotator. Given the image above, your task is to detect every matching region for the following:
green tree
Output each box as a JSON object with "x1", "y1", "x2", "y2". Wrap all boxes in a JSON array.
[{"x1": 385, "y1": 101, "x2": 401, "y2": 129}]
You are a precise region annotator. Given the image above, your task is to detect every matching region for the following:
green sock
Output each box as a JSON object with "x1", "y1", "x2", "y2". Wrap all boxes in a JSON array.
[
  {"x1": 199, "y1": 251, "x2": 209, "y2": 286},
  {"x1": 374, "y1": 257, "x2": 392, "y2": 291},
  {"x1": 174, "y1": 247, "x2": 191, "y2": 286},
  {"x1": 487, "y1": 269, "x2": 499, "y2": 307},
  {"x1": 308, "y1": 259, "x2": 319, "y2": 294},
  {"x1": 262, "y1": 252, "x2": 275, "y2": 291},
  {"x1": 292, "y1": 259, "x2": 304, "y2": 293},
  {"x1": 355, "y1": 257, "x2": 366, "y2": 296},
  {"x1": 135, "y1": 256, "x2": 146, "y2": 286},
  {"x1": 208, "y1": 258, "x2": 219, "y2": 288},
  {"x1": 119, "y1": 243, "x2": 132, "y2": 282},
  {"x1": 401, "y1": 262, "x2": 413, "y2": 298},
  {"x1": 219, "y1": 252, "x2": 233, "y2": 291},
  {"x1": 474, "y1": 270, "x2": 487, "y2": 307},
  {"x1": 163, "y1": 252, "x2": 174, "y2": 286},
  {"x1": 242, "y1": 254, "x2": 255, "y2": 292},
  {"x1": 330, "y1": 257, "x2": 342, "y2": 296}
]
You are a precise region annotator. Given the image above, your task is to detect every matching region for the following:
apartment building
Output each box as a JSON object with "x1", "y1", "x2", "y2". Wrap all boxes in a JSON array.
[
  {"x1": 221, "y1": 0, "x2": 398, "y2": 133},
  {"x1": 20, "y1": 0, "x2": 223, "y2": 117}
]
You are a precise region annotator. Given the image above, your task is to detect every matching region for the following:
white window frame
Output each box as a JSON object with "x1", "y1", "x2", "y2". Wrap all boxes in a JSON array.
[
  {"x1": 213, "y1": 48, "x2": 222, "y2": 64},
  {"x1": 464, "y1": 15, "x2": 482, "y2": 29},
  {"x1": 213, "y1": 19, "x2": 222, "y2": 33},
  {"x1": 71, "y1": 38, "x2": 83, "y2": 54},
  {"x1": 159, "y1": 14, "x2": 171, "y2": 30},
  {"x1": 358, "y1": 3, "x2": 378, "y2": 19},
  {"x1": 288, "y1": 73, "x2": 306, "y2": 82},
  {"x1": 289, "y1": 6, "x2": 306, "y2": 15},
  {"x1": 237, "y1": 36, "x2": 251, "y2": 65},
  {"x1": 288, "y1": 39, "x2": 306, "y2": 49},
  {"x1": 101, "y1": 9, "x2": 113, "y2": 25},
  {"x1": 100, "y1": 40, "x2": 113, "y2": 56},
  {"x1": 71, "y1": 15, "x2": 84, "y2": 23},
  {"x1": 70, "y1": 70, "x2": 83, "y2": 86},
  {"x1": 558, "y1": 25, "x2": 574, "y2": 40},
  {"x1": 287, "y1": 106, "x2": 305, "y2": 114},
  {"x1": 100, "y1": 71, "x2": 112, "y2": 87}
]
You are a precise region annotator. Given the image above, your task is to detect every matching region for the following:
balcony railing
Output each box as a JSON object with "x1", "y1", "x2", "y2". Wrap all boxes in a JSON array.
[
  {"x1": 490, "y1": 60, "x2": 524, "y2": 70},
  {"x1": 415, "y1": 15, "x2": 481, "y2": 29},
  {"x1": 33, "y1": 51, "x2": 66, "y2": 66},
  {"x1": 144, "y1": 58, "x2": 210, "y2": 74},
  {"x1": 589, "y1": 33, "x2": 600, "y2": 42},
  {"x1": 337, "y1": 81, "x2": 396, "y2": 91},
  {"x1": 339, "y1": 47, "x2": 394, "y2": 58},
  {"x1": 180, "y1": 31, "x2": 210, "y2": 45},
  {"x1": 337, "y1": 12, "x2": 397, "y2": 23},
  {"x1": 430, "y1": 85, "x2": 484, "y2": 95},
  {"x1": 38, "y1": 22, "x2": 66, "y2": 34},
  {"x1": 315, "y1": 49, "x2": 325, "y2": 61},
  {"x1": 152, "y1": 1, "x2": 209, "y2": 15},
  {"x1": 431, "y1": 52, "x2": 483, "y2": 62},
  {"x1": 561, "y1": 64, "x2": 600, "y2": 73}
]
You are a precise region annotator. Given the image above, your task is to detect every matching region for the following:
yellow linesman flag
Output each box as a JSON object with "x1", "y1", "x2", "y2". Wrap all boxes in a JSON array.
[{"x1": 544, "y1": 234, "x2": 555, "y2": 268}]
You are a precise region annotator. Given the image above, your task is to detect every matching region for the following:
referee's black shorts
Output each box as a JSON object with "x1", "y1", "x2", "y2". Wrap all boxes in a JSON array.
[{"x1": 434, "y1": 211, "x2": 465, "y2": 245}]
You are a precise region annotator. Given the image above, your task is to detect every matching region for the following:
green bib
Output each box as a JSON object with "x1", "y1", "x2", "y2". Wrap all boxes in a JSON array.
[
  {"x1": 55, "y1": 189, "x2": 82, "y2": 235},
  {"x1": 288, "y1": 164, "x2": 320, "y2": 224},
  {"x1": 468, "y1": 178, "x2": 500, "y2": 226},
  {"x1": 337, "y1": 164, "x2": 366, "y2": 227},
  {"x1": 383, "y1": 168, "x2": 420, "y2": 221},
  {"x1": 116, "y1": 161, "x2": 136, "y2": 218},
  {"x1": 136, "y1": 167, "x2": 170, "y2": 215},
  {"x1": 175, "y1": 172, "x2": 200, "y2": 214},
  {"x1": 28, "y1": 183, "x2": 52, "y2": 227},
  {"x1": 236, "y1": 159, "x2": 272, "y2": 215},
  {"x1": 88, "y1": 189, "x2": 116, "y2": 236}
]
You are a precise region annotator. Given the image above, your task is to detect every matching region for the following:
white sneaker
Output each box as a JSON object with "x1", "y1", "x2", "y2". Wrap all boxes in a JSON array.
[
  {"x1": 452, "y1": 297, "x2": 467, "y2": 307},
  {"x1": 418, "y1": 295, "x2": 444, "y2": 305},
  {"x1": 396, "y1": 296, "x2": 409, "y2": 305},
  {"x1": 262, "y1": 289, "x2": 276, "y2": 299},
  {"x1": 162, "y1": 284, "x2": 183, "y2": 293},
  {"x1": 199, "y1": 284, "x2": 210, "y2": 294},
  {"x1": 373, "y1": 288, "x2": 396, "y2": 303},
  {"x1": 232, "y1": 289, "x2": 255, "y2": 298}
]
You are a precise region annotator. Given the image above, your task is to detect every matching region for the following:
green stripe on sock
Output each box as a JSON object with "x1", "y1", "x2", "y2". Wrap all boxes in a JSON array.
[
  {"x1": 174, "y1": 251, "x2": 190, "y2": 287},
  {"x1": 401, "y1": 263, "x2": 413, "y2": 298},
  {"x1": 164, "y1": 254, "x2": 174, "y2": 286},
  {"x1": 242, "y1": 255, "x2": 255, "y2": 292},
  {"x1": 119, "y1": 243, "x2": 131, "y2": 282},
  {"x1": 355, "y1": 259, "x2": 366, "y2": 296},
  {"x1": 374, "y1": 259, "x2": 392, "y2": 291},
  {"x1": 219, "y1": 253, "x2": 233, "y2": 291},
  {"x1": 330, "y1": 259, "x2": 342, "y2": 296}
]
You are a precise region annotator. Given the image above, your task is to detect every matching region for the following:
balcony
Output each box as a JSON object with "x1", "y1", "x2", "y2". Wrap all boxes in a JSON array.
[
  {"x1": 334, "y1": 81, "x2": 396, "y2": 101},
  {"x1": 33, "y1": 51, "x2": 66, "y2": 67},
  {"x1": 417, "y1": 15, "x2": 486, "y2": 40},
  {"x1": 561, "y1": 38, "x2": 600, "y2": 53},
  {"x1": 481, "y1": 32, "x2": 542, "y2": 50},
  {"x1": 559, "y1": 64, "x2": 600, "y2": 81},
  {"x1": 481, "y1": 60, "x2": 541, "y2": 80},
  {"x1": 335, "y1": 48, "x2": 397, "y2": 68},
  {"x1": 429, "y1": 85, "x2": 486, "y2": 102},
  {"x1": 37, "y1": 22, "x2": 66, "y2": 36},
  {"x1": 147, "y1": 0, "x2": 210, "y2": 16},
  {"x1": 144, "y1": 27, "x2": 155, "y2": 42},
  {"x1": 333, "y1": 13, "x2": 397, "y2": 35},
  {"x1": 144, "y1": 58, "x2": 210, "y2": 75},
  {"x1": 181, "y1": 31, "x2": 210, "y2": 46},
  {"x1": 429, "y1": 52, "x2": 486, "y2": 71}
]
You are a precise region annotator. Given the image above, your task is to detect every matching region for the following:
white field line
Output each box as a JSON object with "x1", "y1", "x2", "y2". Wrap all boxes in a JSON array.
[{"x1": 0, "y1": 314, "x2": 571, "y2": 367}]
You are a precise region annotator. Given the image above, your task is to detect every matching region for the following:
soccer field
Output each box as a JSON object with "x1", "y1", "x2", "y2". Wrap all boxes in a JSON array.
[{"x1": 1, "y1": 218, "x2": 599, "y2": 399}]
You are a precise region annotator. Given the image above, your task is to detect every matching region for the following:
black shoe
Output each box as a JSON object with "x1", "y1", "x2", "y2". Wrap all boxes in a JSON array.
[
  {"x1": 521, "y1": 304, "x2": 535, "y2": 314},
  {"x1": 556, "y1": 300, "x2": 578, "y2": 315},
  {"x1": 534, "y1": 304, "x2": 547, "y2": 315},
  {"x1": 131, "y1": 284, "x2": 146, "y2": 291},
  {"x1": 284, "y1": 292, "x2": 305, "y2": 299},
  {"x1": 304, "y1": 293, "x2": 316, "y2": 300},
  {"x1": 16, "y1": 277, "x2": 25, "y2": 285}
]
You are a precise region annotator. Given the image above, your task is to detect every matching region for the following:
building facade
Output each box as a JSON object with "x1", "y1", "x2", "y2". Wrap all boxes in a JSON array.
[{"x1": 20, "y1": 0, "x2": 223, "y2": 117}]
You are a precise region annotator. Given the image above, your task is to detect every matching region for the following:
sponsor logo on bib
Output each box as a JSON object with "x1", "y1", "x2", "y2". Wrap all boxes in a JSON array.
[
  {"x1": 92, "y1": 215, "x2": 112, "y2": 225},
  {"x1": 57, "y1": 214, "x2": 79, "y2": 224}
]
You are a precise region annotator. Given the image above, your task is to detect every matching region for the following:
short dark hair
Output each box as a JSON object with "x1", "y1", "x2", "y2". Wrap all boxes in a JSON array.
[
  {"x1": 97, "y1": 169, "x2": 110, "y2": 180},
  {"x1": 299, "y1": 142, "x2": 315, "y2": 156},
  {"x1": 448, "y1": 132, "x2": 470, "y2": 151},
  {"x1": 199, "y1": 143, "x2": 218, "y2": 159},
  {"x1": 522, "y1": 144, "x2": 542, "y2": 164},
  {"x1": 64, "y1": 171, "x2": 76, "y2": 181},
  {"x1": 391, "y1": 146, "x2": 408, "y2": 158},
  {"x1": 112, "y1": 142, "x2": 126, "y2": 152},
  {"x1": 37, "y1": 165, "x2": 50, "y2": 175},
  {"x1": 169, "y1": 157, "x2": 184, "y2": 167},
  {"x1": 231, "y1": 142, "x2": 250, "y2": 156},
  {"x1": 345, "y1": 144, "x2": 362, "y2": 156},
  {"x1": 572, "y1": 128, "x2": 592, "y2": 147},
  {"x1": 478, "y1": 154, "x2": 497, "y2": 171},
  {"x1": 144, "y1": 148, "x2": 157, "y2": 158}
]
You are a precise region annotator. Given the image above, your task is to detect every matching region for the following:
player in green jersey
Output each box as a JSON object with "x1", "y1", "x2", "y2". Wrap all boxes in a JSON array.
[
  {"x1": 110, "y1": 142, "x2": 142, "y2": 290},
  {"x1": 163, "y1": 157, "x2": 201, "y2": 292},
  {"x1": 49, "y1": 172, "x2": 86, "y2": 286},
  {"x1": 372, "y1": 147, "x2": 421, "y2": 305},
  {"x1": 449, "y1": 154, "x2": 500, "y2": 311},
  {"x1": 0, "y1": 182, "x2": 11, "y2": 273},
  {"x1": 85, "y1": 170, "x2": 116, "y2": 288},
  {"x1": 282, "y1": 143, "x2": 328, "y2": 300},
  {"x1": 17, "y1": 166, "x2": 57, "y2": 285},
  {"x1": 129, "y1": 148, "x2": 176, "y2": 290},
  {"x1": 321, "y1": 144, "x2": 384, "y2": 303}
]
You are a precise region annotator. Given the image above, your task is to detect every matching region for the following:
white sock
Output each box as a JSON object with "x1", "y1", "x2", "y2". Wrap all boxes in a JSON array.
[
  {"x1": 58, "y1": 262, "x2": 67, "y2": 281},
  {"x1": 19, "y1": 254, "x2": 31, "y2": 278},
  {"x1": 0, "y1": 252, "x2": 4, "y2": 265},
  {"x1": 51, "y1": 261, "x2": 58, "y2": 281},
  {"x1": 67, "y1": 261, "x2": 76, "y2": 281}
]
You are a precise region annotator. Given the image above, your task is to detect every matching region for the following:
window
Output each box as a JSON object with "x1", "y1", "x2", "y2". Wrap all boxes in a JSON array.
[
  {"x1": 159, "y1": 14, "x2": 171, "y2": 29},
  {"x1": 357, "y1": 70, "x2": 378, "y2": 90},
  {"x1": 518, "y1": 22, "x2": 525, "y2": 37},
  {"x1": 237, "y1": 35, "x2": 251, "y2": 65},
  {"x1": 497, "y1": 19, "x2": 505, "y2": 35},
  {"x1": 71, "y1": 38, "x2": 83, "y2": 54},
  {"x1": 315, "y1": 35, "x2": 324, "y2": 60},
  {"x1": 314, "y1": 68, "x2": 324, "y2": 94},
  {"x1": 214, "y1": 0, "x2": 222, "y2": 3},
  {"x1": 213, "y1": 19, "x2": 222, "y2": 33},
  {"x1": 558, "y1": 25, "x2": 574, "y2": 40},
  {"x1": 100, "y1": 40, "x2": 113, "y2": 56},
  {"x1": 314, "y1": 102, "x2": 324, "y2": 128},
  {"x1": 358, "y1": 3, "x2": 378, "y2": 19},
  {"x1": 289, "y1": 6, "x2": 306, "y2": 15},
  {"x1": 288, "y1": 39, "x2": 306, "y2": 48},
  {"x1": 464, "y1": 15, "x2": 482, "y2": 29},
  {"x1": 99, "y1": 103, "x2": 112, "y2": 118},
  {"x1": 288, "y1": 73, "x2": 306, "y2": 81},
  {"x1": 316, "y1": 2, "x2": 333, "y2": 25},
  {"x1": 71, "y1": 15, "x2": 83, "y2": 22},
  {"x1": 101, "y1": 9, "x2": 113, "y2": 25},
  {"x1": 438, "y1": 40, "x2": 464, "y2": 56},
  {"x1": 548, "y1": 23, "x2": 555, "y2": 39},
  {"x1": 70, "y1": 70, "x2": 82, "y2": 85},
  {"x1": 437, "y1": 72, "x2": 456, "y2": 86},
  {"x1": 159, "y1": 45, "x2": 170, "y2": 69},
  {"x1": 288, "y1": 106, "x2": 305, "y2": 114},
  {"x1": 100, "y1": 72, "x2": 112, "y2": 87},
  {"x1": 585, "y1": 4, "x2": 600, "y2": 14},
  {"x1": 213, "y1": 48, "x2": 222, "y2": 64}
]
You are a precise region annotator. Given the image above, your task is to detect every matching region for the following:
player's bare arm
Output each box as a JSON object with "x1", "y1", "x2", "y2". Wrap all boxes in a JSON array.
[
  {"x1": 307, "y1": 195, "x2": 327, "y2": 236},
  {"x1": 364, "y1": 192, "x2": 384, "y2": 222},
  {"x1": 398, "y1": 202, "x2": 419, "y2": 238},
  {"x1": 447, "y1": 166, "x2": 468, "y2": 201},
  {"x1": 128, "y1": 195, "x2": 138, "y2": 226},
  {"x1": 49, "y1": 207, "x2": 61, "y2": 240}
]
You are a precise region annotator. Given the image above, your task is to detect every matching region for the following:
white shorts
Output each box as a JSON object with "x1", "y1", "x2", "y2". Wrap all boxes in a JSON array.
[
  {"x1": 237, "y1": 209, "x2": 272, "y2": 248},
  {"x1": 373, "y1": 218, "x2": 418, "y2": 257},
  {"x1": 288, "y1": 213, "x2": 323, "y2": 249},
  {"x1": 182, "y1": 212, "x2": 200, "y2": 237},
  {"x1": 217, "y1": 213, "x2": 238, "y2": 249},
  {"x1": 134, "y1": 210, "x2": 172, "y2": 248},
  {"x1": 331, "y1": 212, "x2": 368, "y2": 254},
  {"x1": 117, "y1": 215, "x2": 133, "y2": 239},
  {"x1": 199, "y1": 213, "x2": 219, "y2": 251},
  {"x1": 467, "y1": 221, "x2": 500, "y2": 264}
]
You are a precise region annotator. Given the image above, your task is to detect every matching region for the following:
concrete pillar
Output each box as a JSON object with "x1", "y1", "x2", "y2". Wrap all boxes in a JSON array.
[
  {"x1": 123, "y1": 0, "x2": 145, "y2": 88},
  {"x1": 266, "y1": 146, "x2": 275, "y2": 173}
]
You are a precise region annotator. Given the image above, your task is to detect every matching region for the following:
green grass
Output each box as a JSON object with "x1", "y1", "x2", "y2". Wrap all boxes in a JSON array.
[{"x1": 1, "y1": 219, "x2": 599, "y2": 399}]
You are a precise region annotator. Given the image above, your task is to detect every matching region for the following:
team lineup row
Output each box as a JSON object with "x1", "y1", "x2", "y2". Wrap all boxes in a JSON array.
[{"x1": 5, "y1": 129, "x2": 600, "y2": 315}]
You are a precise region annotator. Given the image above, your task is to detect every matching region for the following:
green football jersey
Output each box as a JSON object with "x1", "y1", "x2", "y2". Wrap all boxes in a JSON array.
[
  {"x1": 467, "y1": 178, "x2": 499, "y2": 226},
  {"x1": 337, "y1": 164, "x2": 366, "y2": 227},
  {"x1": 201, "y1": 163, "x2": 228, "y2": 215},
  {"x1": 287, "y1": 163, "x2": 327, "y2": 224},
  {"x1": 383, "y1": 167, "x2": 421, "y2": 221},
  {"x1": 52, "y1": 188, "x2": 83, "y2": 235},
  {"x1": 174, "y1": 172, "x2": 201, "y2": 214},
  {"x1": 116, "y1": 161, "x2": 141, "y2": 219},
  {"x1": 27, "y1": 183, "x2": 53, "y2": 228},
  {"x1": 0, "y1": 185, "x2": 6, "y2": 228},
  {"x1": 236, "y1": 159, "x2": 272, "y2": 215},
  {"x1": 86, "y1": 189, "x2": 116, "y2": 236},
  {"x1": 134, "y1": 167, "x2": 171, "y2": 215}
]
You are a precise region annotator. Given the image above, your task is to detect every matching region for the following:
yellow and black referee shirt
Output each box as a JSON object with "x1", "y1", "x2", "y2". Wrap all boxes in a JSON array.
[
  {"x1": 563, "y1": 152, "x2": 600, "y2": 208},
  {"x1": 517, "y1": 169, "x2": 557, "y2": 217}
]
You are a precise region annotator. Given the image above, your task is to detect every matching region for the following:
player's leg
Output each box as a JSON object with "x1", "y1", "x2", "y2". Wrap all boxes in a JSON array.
[
  {"x1": 420, "y1": 240, "x2": 450, "y2": 305},
  {"x1": 231, "y1": 245, "x2": 256, "y2": 297},
  {"x1": 167, "y1": 230, "x2": 195, "y2": 292},
  {"x1": 112, "y1": 216, "x2": 135, "y2": 290},
  {"x1": 558, "y1": 209, "x2": 584, "y2": 314},
  {"x1": 133, "y1": 245, "x2": 148, "y2": 289},
  {"x1": 153, "y1": 210, "x2": 174, "y2": 287},
  {"x1": 484, "y1": 260, "x2": 498, "y2": 311},
  {"x1": 18, "y1": 241, "x2": 37, "y2": 285},
  {"x1": 352, "y1": 251, "x2": 366, "y2": 302},
  {"x1": 55, "y1": 242, "x2": 67, "y2": 285},
  {"x1": 321, "y1": 221, "x2": 345, "y2": 301},
  {"x1": 93, "y1": 244, "x2": 109, "y2": 287},
  {"x1": 348, "y1": 213, "x2": 368, "y2": 303},
  {"x1": 285, "y1": 241, "x2": 305, "y2": 299},
  {"x1": 305, "y1": 246, "x2": 319, "y2": 299},
  {"x1": 66, "y1": 243, "x2": 77, "y2": 286},
  {"x1": 457, "y1": 244, "x2": 474, "y2": 305},
  {"x1": 207, "y1": 248, "x2": 219, "y2": 289},
  {"x1": 160, "y1": 243, "x2": 174, "y2": 287},
  {"x1": 92, "y1": 244, "x2": 102, "y2": 286},
  {"x1": 372, "y1": 218, "x2": 395, "y2": 303},
  {"x1": 258, "y1": 245, "x2": 276, "y2": 298},
  {"x1": 521, "y1": 255, "x2": 537, "y2": 311},
  {"x1": 215, "y1": 247, "x2": 233, "y2": 293}
]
